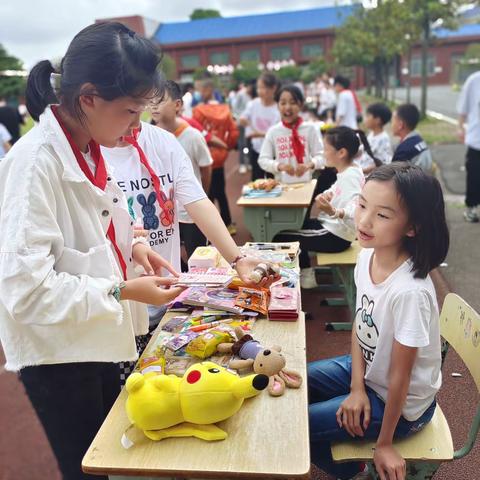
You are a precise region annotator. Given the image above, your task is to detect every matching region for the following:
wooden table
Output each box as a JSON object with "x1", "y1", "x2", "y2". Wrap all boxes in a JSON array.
[
  {"x1": 237, "y1": 181, "x2": 316, "y2": 242},
  {"x1": 82, "y1": 312, "x2": 310, "y2": 479}
]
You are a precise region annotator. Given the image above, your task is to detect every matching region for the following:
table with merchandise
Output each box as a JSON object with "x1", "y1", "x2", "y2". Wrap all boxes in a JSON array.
[{"x1": 82, "y1": 243, "x2": 310, "y2": 480}]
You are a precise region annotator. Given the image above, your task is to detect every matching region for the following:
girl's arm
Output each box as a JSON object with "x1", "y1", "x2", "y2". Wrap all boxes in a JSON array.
[
  {"x1": 185, "y1": 198, "x2": 277, "y2": 287},
  {"x1": 336, "y1": 328, "x2": 371, "y2": 437},
  {"x1": 374, "y1": 341, "x2": 417, "y2": 480},
  {"x1": 258, "y1": 129, "x2": 280, "y2": 174}
]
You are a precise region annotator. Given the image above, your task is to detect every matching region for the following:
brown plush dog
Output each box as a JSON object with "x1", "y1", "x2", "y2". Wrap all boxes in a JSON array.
[{"x1": 217, "y1": 326, "x2": 302, "y2": 397}]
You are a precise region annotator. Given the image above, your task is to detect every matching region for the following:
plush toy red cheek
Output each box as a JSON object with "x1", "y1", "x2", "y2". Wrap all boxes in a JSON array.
[{"x1": 187, "y1": 370, "x2": 201, "y2": 384}]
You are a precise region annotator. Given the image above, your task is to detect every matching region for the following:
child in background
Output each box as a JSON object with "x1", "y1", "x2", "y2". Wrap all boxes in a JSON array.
[
  {"x1": 334, "y1": 75, "x2": 359, "y2": 130},
  {"x1": 150, "y1": 80, "x2": 213, "y2": 264},
  {"x1": 356, "y1": 103, "x2": 393, "y2": 175},
  {"x1": 258, "y1": 85, "x2": 324, "y2": 184},
  {"x1": 391, "y1": 103, "x2": 433, "y2": 172},
  {"x1": 193, "y1": 78, "x2": 239, "y2": 235},
  {"x1": 240, "y1": 72, "x2": 280, "y2": 181},
  {"x1": 274, "y1": 126, "x2": 375, "y2": 289},
  {"x1": 309, "y1": 163, "x2": 449, "y2": 480},
  {"x1": 0, "y1": 122, "x2": 12, "y2": 160}
]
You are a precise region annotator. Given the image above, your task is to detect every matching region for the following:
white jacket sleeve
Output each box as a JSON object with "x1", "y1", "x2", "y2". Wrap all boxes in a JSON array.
[
  {"x1": 0, "y1": 160, "x2": 122, "y2": 327},
  {"x1": 258, "y1": 129, "x2": 279, "y2": 174},
  {"x1": 309, "y1": 126, "x2": 325, "y2": 170}
]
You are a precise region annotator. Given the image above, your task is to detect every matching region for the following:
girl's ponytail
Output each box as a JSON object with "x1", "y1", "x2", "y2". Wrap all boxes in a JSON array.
[
  {"x1": 356, "y1": 129, "x2": 382, "y2": 167},
  {"x1": 26, "y1": 60, "x2": 59, "y2": 122}
]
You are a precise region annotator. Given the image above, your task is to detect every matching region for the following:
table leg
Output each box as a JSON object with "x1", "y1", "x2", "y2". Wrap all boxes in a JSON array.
[
  {"x1": 324, "y1": 266, "x2": 356, "y2": 331},
  {"x1": 242, "y1": 206, "x2": 308, "y2": 243}
]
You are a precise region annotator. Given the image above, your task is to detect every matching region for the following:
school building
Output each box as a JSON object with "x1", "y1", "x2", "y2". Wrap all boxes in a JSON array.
[{"x1": 97, "y1": 5, "x2": 480, "y2": 88}]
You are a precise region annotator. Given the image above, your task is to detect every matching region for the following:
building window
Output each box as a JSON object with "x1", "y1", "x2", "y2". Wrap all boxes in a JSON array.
[
  {"x1": 240, "y1": 49, "x2": 260, "y2": 62},
  {"x1": 181, "y1": 54, "x2": 200, "y2": 69},
  {"x1": 410, "y1": 55, "x2": 436, "y2": 77},
  {"x1": 270, "y1": 46, "x2": 292, "y2": 61},
  {"x1": 210, "y1": 51, "x2": 230, "y2": 65},
  {"x1": 301, "y1": 43, "x2": 323, "y2": 59}
]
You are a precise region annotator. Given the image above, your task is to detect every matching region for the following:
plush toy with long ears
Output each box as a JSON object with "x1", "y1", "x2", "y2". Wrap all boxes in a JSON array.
[{"x1": 217, "y1": 326, "x2": 302, "y2": 397}]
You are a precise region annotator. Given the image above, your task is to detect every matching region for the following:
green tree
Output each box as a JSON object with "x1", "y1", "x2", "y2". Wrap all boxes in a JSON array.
[
  {"x1": 405, "y1": 0, "x2": 472, "y2": 117},
  {"x1": 0, "y1": 44, "x2": 26, "y2": 99},
  {"x1": 332, "y1": 2, "x2": 418, "y2": 99},
  {"x1": 276, "y1": 65, "x2": 303, "y2": 82},
  {"x1": 159, "y1": 53, "x2": 177, "y2": 80},
  {"x1": 464, "y1": 43, "x2": 480, "y2": 60},
  {"x1": 301, "y1": 57, "x2": 329, "y2": 84},
  {"x1": 232, "y1": 61, "x2": 260, "y2": 85},
  {"x1": 190, "y1": 9, "x2": 221, "y2": 20}
]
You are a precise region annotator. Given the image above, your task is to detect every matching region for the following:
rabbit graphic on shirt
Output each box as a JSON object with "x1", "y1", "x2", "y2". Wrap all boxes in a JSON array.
[{"x1": 137, "y1": 192, "x2": 159, "y2": 230}]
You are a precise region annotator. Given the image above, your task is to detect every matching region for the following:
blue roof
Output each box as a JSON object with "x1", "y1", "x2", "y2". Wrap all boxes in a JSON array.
[
  {"x1": 435, "y1": 23, "x2": 480, "y2": 39},
  {"x1": 154, "y1": 5, "x2": 355, "y2": 45}
]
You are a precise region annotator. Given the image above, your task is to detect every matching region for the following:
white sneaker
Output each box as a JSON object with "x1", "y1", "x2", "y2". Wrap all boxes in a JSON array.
[
  {"x1": 239, "y1": 165, "x2": 247, "y2": 174},
  {"x1": 300, "y1": 267, "x2": 318, "y2": 289},
  {"x1": 464, "y1": 207, "x2": 479, "y2": 223}
]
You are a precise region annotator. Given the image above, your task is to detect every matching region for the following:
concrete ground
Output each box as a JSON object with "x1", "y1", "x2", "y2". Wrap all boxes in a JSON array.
[{"x1": 0, "y1": 143, "x2": 479, "y2": 480}]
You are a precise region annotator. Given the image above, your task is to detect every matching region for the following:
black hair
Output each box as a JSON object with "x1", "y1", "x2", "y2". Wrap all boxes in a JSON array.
[
  {"x1": 395, "y1": 103, "x2": 420, "y2": 131},
  {"x1": 333, "y1": 75, "x2": 350, "y2": 89},
  {"x1": 26, "y1": 22, "x2": 164, "y2": 122},
  {"x1": 182, "y1": 83, "x2": 194, "y2": 95},
  {"x1": 275, "y1": 84, "x2": 304, "y2": 104},
  {"x1": 324, "y1": 126, "x2": 381, "y2": 166},
  {"x1": 366, "y1": 102, "x2": 392, "y2": 126},
  {"x1": 164, "y1": 80, "x2": 183, "y2": 102},
  {"x1": 366, "y1": 163, "x2": 449, "y2": 279},
  {"x1": 258, "y1": 72, "x2": 279, "y2": 91}
]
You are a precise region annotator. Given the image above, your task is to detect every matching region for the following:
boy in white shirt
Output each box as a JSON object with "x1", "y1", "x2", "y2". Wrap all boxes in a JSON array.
[
  {"x1": 150, "y1": 80, "x2": 213, "y2": 263},
  {"x1": 334, "y1": 75, "x2": 358, "y2": 130},
  {"x1": 0, "y1": 122, "x2": 12, "y2": 160},
  {"x1": 356, "y1": 103, "x2": 393, "y2": 175}
]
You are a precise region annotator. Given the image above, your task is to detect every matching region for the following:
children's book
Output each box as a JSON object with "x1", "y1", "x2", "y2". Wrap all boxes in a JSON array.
[{"x1": 181, "y1": 287, "x2": 244, "y2": 314}]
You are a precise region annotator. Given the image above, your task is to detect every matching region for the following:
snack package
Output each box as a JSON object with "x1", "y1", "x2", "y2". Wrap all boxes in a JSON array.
[
  {"x1": 235, "y1": 287, "x2": 269, "y2": 315},
  {"x1": 165, "y1": 357, "x2": 196, "y2": 376},
  {"x1": 187, "y1": 246, "x2": 220, "y2": 270},
  {"x1": 166, "y1": 331, "x2": 199, "y2": 352},
  {"x1": 185, "y1": 329, "x2": 233, "y2": 359},
  {"x1": 135, "y1": 356, "x2": 166, "y2": 376}
]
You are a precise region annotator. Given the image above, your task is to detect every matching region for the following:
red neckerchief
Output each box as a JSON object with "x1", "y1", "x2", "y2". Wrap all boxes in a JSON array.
[
  {"x1": 282, "y1": 117, "x2": 305, "y2": 164},
  {"x1": 123, "y1": 128, "x2": 174, "y2": 226},
  {"x1": 51, "y1": 106, "x2": 127, "y2": 280}
]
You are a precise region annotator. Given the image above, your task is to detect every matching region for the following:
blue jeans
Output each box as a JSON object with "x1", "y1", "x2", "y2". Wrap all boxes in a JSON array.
[{"x1": 308, "y1": 355, "x2": 436, "y2": 479}]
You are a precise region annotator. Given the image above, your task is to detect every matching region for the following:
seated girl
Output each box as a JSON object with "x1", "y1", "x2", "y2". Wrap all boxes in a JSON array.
[
  {"x1": 274, "y1": 126, "x2": 376, "y2": 289},
  {"x1": 309, "y1": 163, "x2": 449, "y2": 480},
  {"x1": 258, "y1": 84, "x2": 324, "y2": 184}
]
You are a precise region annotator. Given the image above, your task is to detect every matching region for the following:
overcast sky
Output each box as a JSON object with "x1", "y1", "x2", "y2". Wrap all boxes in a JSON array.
[{"x1": 0, "y1": 0, "x2": 353, "y2": 68}]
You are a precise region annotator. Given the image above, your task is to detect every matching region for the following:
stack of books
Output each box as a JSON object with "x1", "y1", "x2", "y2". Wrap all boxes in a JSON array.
[{"x1": 268, "y1": 286, "x2": 300, "y2": 321}]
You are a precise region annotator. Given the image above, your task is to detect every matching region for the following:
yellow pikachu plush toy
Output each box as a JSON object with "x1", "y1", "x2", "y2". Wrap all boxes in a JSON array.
[{"x1": 126, "y1": 361, "x2": 268, "y2": 441}]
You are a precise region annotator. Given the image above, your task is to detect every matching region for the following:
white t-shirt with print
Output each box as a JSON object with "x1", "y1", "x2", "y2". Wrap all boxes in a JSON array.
[
  {"x1": 0, "y1": 123, "x2": 11, "y2": 159},
  {"x1": 241, "y1": 98, "x2": 281, "y2": 153},
  {"x1": 354, "y1": 248, "x2": 442, "y2": 421},
  {"x1": 457, "y1": 71, "x2": 480, "y2": 150},
  {"x1": 355, "y1": 131, "x2": 393, "y2": 170},
  {"x1": 176, "y1": 126, "x2": 213, "y2": 224},
  {"x1": 336, "y1": 90, "x2": 358, "y2": 129},
  {"x1": 101, "y1": 122, "x2": 207, "y2": 272},
  {"x1": 318, "y1": 165, "x2": 364, "y2": 241},
  {"x1": 258, "y1": 121, "x2": 324, "y2": 182}
]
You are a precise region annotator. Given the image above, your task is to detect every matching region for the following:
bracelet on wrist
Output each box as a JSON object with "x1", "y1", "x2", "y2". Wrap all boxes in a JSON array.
[
  {"x1": 110, "y1": 281, "x2": 127, "y2": 303},
  {"x1": 230, "y1": 254, "x2": 246, "y2": 270}
]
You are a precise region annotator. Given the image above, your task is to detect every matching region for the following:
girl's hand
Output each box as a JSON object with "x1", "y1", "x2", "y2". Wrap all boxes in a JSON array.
[
  {"x1": 235, "y1": 256, "x2": 281, "y2": 288},
  {"x1": 295, "y1": 163, "x2": 313, "y2": 176},
  {"x1": 132, "y1": 243, "x2": 180, "y2": 277},
  {"x1": 373, "y1": 444, "x2": 406, "y2": 480},
  {"x1": 336, "y1": 389, "x2": 371, "y2": 437},
  {"x1": 121, "y1": 276, "x2": 185, "y2": 306},
  {"x1": 315, "y1": 191, "x2": 335, "y2": 216},
  {"x1": 278, "y1": 163, "x2": 295, "y2": 176}
]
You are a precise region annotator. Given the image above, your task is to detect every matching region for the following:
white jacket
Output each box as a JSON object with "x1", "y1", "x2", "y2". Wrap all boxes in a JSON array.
[{"x1": 0, "y1": 107, "x2": 148, "y2": 371}]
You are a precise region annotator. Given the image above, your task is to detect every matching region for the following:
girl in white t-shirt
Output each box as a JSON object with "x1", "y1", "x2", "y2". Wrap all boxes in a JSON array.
[
  {"x1": 275, "y1": 126, "x2": 377, "y2": 288},
  {"x1": 258, "y1": 84, "x2": 324, "y2": 184},
  {"x1": 308, "y1": 163, "x2": 450, "y2": 480},
  {"x1": 240, "y1": 72, "x2": 280, "y2": 180}
]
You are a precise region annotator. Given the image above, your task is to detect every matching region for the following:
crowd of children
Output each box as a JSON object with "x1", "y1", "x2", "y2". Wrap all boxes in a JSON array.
[{"x1": 0, "y1": 20, "x2": 453, "y2": 480}]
